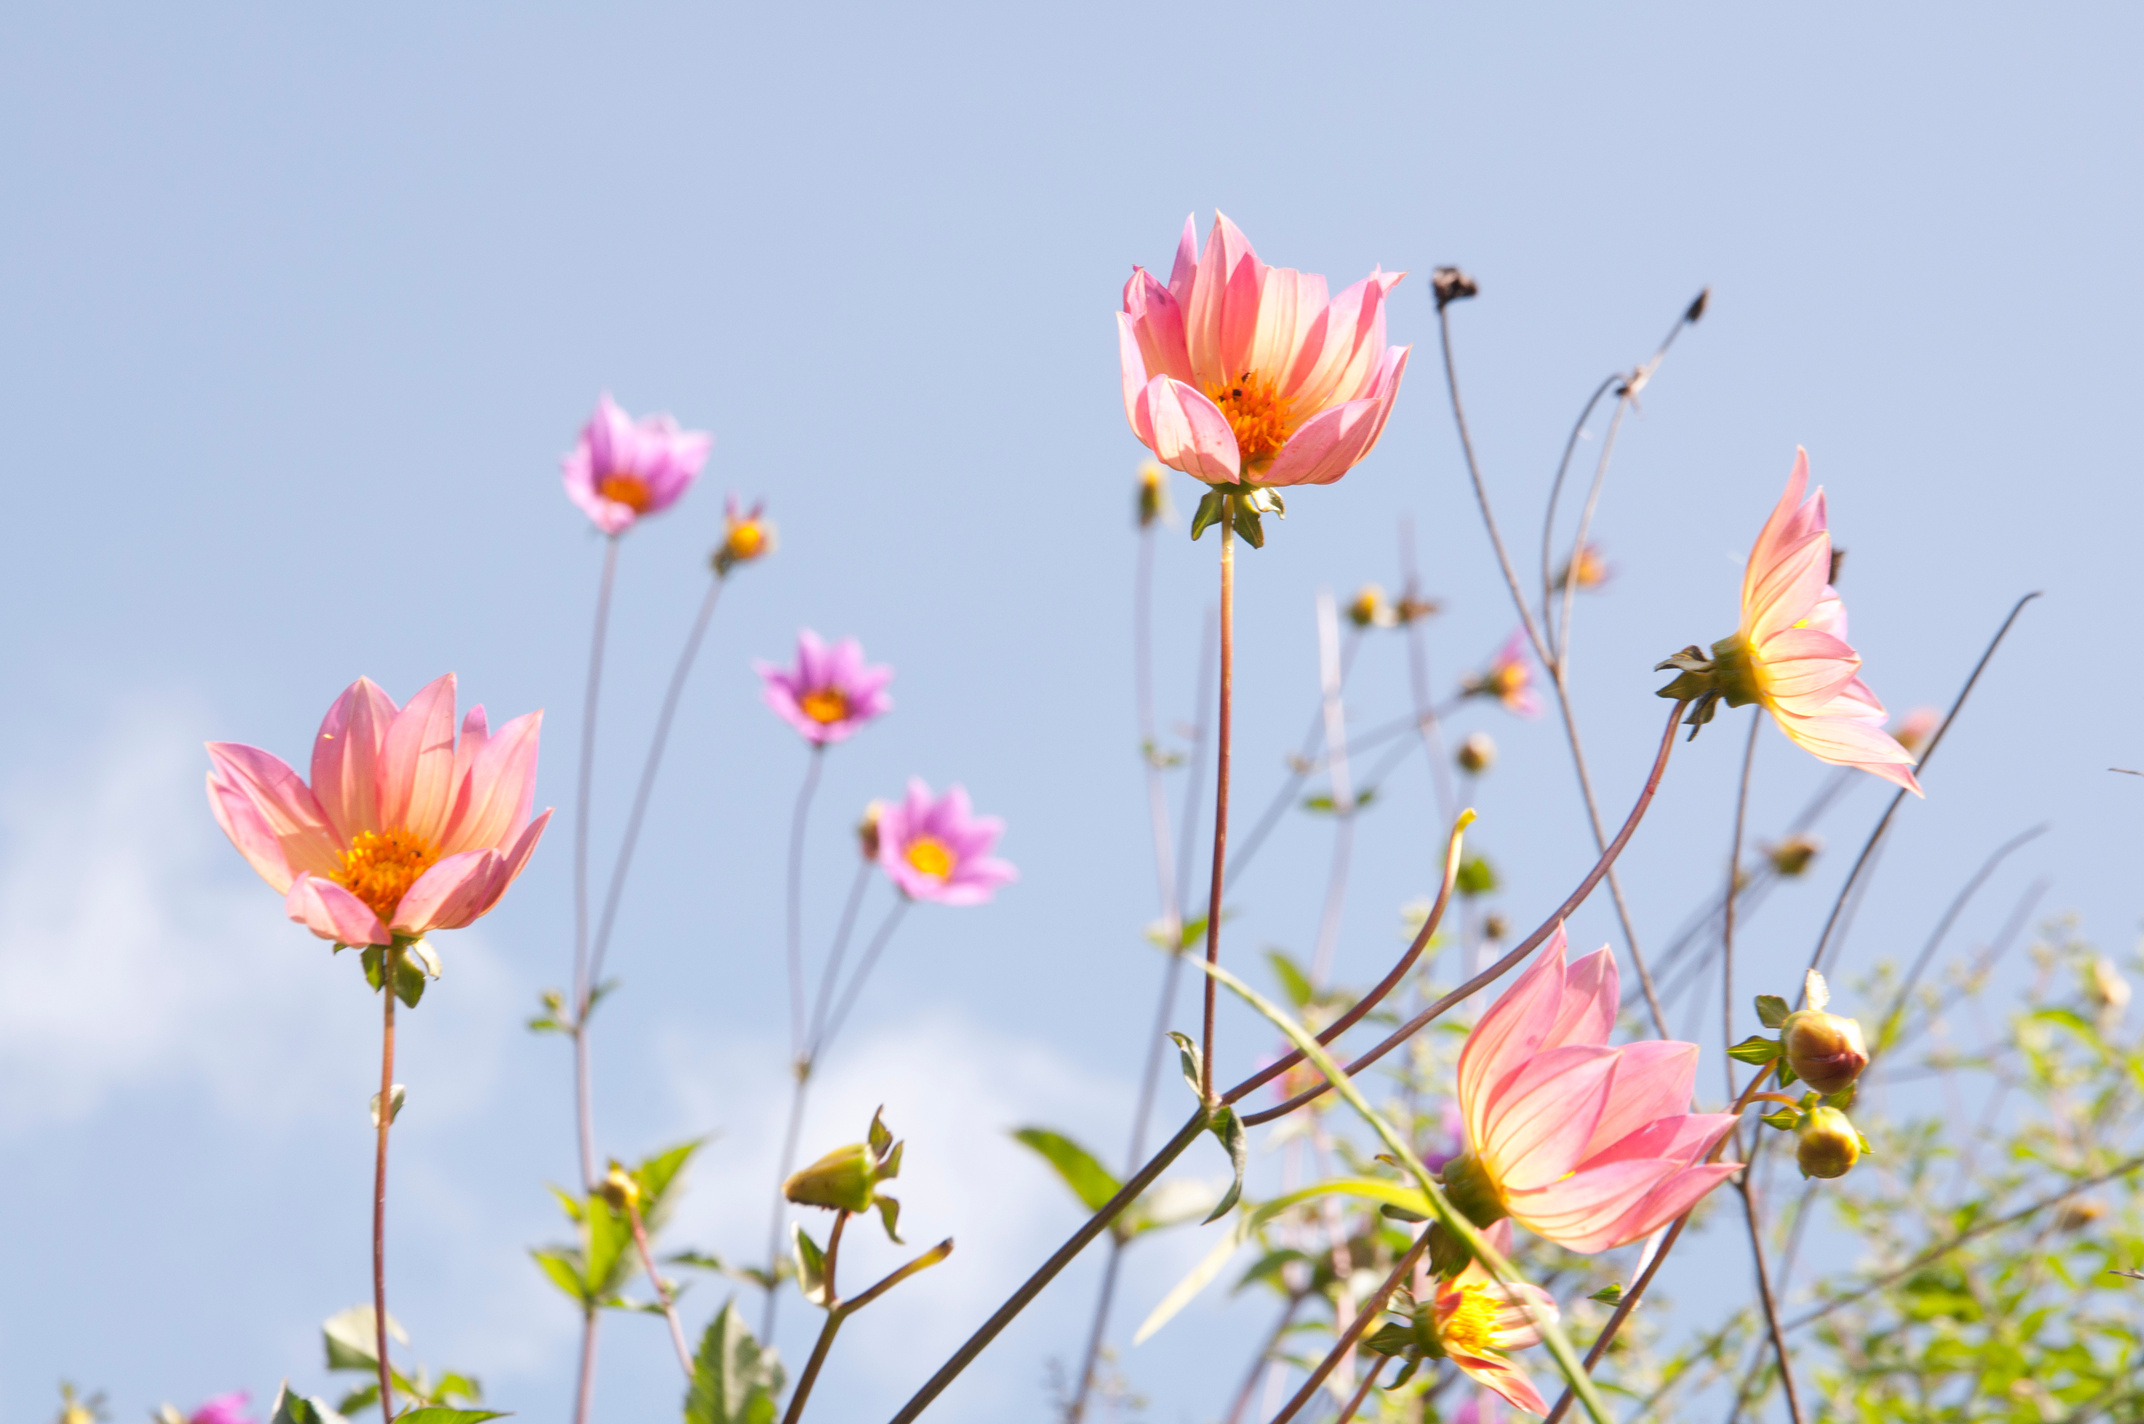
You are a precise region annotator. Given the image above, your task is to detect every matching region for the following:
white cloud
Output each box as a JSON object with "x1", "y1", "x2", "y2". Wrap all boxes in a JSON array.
[{"x1": 0, "y1": 698, "x2": 518, "y2": 1132}]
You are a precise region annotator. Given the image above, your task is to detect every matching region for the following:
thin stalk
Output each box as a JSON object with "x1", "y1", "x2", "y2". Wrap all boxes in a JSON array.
[
  {"x1": 1064, "y1": 1237, "x2": 1122, "y2": 1424},
  {"x1": 1241, "y1": 700, "x2": 1686, "y2": 1124},
  {"x1": 1539, "y1": 374, "x2": 1619, "y2": 650},
  {"x1": 1309, "y1": 590, "x2": 1354, "y2": 985},
  {"x1": 765, "y1": 745, "x2": 828, "y2": 1338},
  {"x1": 572, "y1": 535, "x2": 621, "y2": 1192},
  {"x1": 763, "y1": 1075, "x2": 809, "y2": 1343},
  {"x1": 1330, "y1": 1354, "x2": 1390, "y2": 1424},
  {"x1": 1201, "y1": 506, "x2": 1237, "y2": 1101},
  {"x1": 372, "y1": 949, "x2": 399, "y2": 1420},
  {"x1": 627, "y1": 1196, "x2": 695, "y2": 1377},
  {"x1": 1540, "y1": 1062, "x2": 1780, "y2": 1424},
  {"x1": 819, "y1": 898, "x2": 912, "y2": 1054},
  {"x1": 1553, "y1": 397, "x2": 1628, "y2": 678},
  {"x1": 1223, "y1": 1298, "x2": 1301, "y2": 1424},
  {"x1": 1725, "y1": 710, "x2": 1759, "y2": 1098},
  {"x1": 1804, "y1": 591, "x2": 2040, "y2": 986},
  {"x1": 1398, "y1": 517, "x2": 1457, "y2": 830},
  {"x1": 573, "y1": 1311, "x2": 600, "y2": 1424},
  {"x1": 807, "y1": 860, "x2": 876, "y2": 1058},
  {"x1": 1268, "y1": 1229, "x2": 1431, "y2": 1424},
  {"x1": 783, "y1": 1212, "x2": 849, "y2": 1424},
  {"x1": 587, "y1": 572, "x2": 728, "y2": 991},
  {"x1": 1733, "y1": 1173, "x2": 1805, "y2": 1424}
]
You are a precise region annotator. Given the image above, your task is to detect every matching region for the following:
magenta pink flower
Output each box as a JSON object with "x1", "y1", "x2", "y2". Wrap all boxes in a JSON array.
[
  {"x1": 1465, "y1": 631, "x2": 1541, "y2": 718},
  {"x1": 1734, "y1": 450, "x2": 1921, "y2": 794},
  {"x1": 756, "y1": 630, "x2": 893, "y2": 746},
  {"x1": 561, "y1": 392, "x2": 712, "y2": 535},
  {"x1": 188, "y1": 1395, "x2": 254, "y2": 1424},
  {"x1": 206, "y1": 675, "x2": 551, "y2": 948},
  {"x1": 876, "y1": 778, "x2": 1017, "y2": 906},
  {"x1": 1444, "y1": 925, "x2": 1739, "y2": 1253},
  {"x1": 1117, "y1": 213, "x2": 1409, "y2": 487}
]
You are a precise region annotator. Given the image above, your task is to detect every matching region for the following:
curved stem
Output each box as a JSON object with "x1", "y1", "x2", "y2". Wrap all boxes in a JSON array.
[
  {"x1": 628, "y1": 1197, "x2": 696, "y2": 1378},
  {"x1": 588, "y1": 572, "x2": 727, "y2": 992},
  {"x1": 1329, "y1": 1353, "x2": 1390, "y2": 1424},
  {"x1": 1724, "y1": 710, "x2": 1760, "y2": 1097},
  {"x1": 1268, "y1": 1228, "x2": 1431, "y2": 1424},
  {"x1": 1064, "y1": 1233, "x2": 1122, "y2": 1424},
  {"x1": 763, "y1": 1068, "x2": 811, "y2": 1342},
  {"x1": 1735, "y1": 1164, "x2": 1805, "y2": 1422},
  {"x1": 1539, "y1": 375, "x2": 1620, "y2": 650},
  {"x1": 572, "y1": 535, "x2": 621, "y2": 1193},
  {"x1": 1553, "y1": 396, "x2": 1628, "y2": 677},
  {"x1": 1201, "y1": 508, "x2": 1236, "y2": 1101},
  {"x1": 819, "y1": 898, "x2": 912, "y2": 1056},
  {"x1": 1241, "y1": 701, "x2": 1685, "y2": 1123},
  {"x1": 807, "y1": 860, "x2": 876, "y2": 1058},
  {"x1": 786, "y1": 748, "x2": 827, "y2": 1059},
  {"x1": 1436, "y1": 304, "x2": 1550, "y2": 671},
  {"x1": 372, "y1": 949, "x2": 399, "y2": 1420}
]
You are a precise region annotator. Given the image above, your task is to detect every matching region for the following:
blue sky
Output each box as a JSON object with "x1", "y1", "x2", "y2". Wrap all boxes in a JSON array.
[{"x1": 3, "y1": 4, "x2": 2140, "y2": 1422}]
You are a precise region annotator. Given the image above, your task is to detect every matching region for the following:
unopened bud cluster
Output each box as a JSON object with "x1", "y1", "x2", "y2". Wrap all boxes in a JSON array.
[{"x1": 1735, "y1": 971, "x2": 1875, "y2": 1181}]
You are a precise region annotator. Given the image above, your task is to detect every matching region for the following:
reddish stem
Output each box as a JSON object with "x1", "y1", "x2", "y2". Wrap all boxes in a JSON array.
[
  {"x1": 373, "y1": 950, "x2": 397, "y2": 1419},
  {"x1": 1201, "y1": 506, "x2": 1236, "y2": 1100}
]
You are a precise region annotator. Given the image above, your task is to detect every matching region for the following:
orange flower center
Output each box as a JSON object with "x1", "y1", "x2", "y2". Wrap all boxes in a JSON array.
[
  {"x1": 1205, "y1": 371, "x2": 1293, "y2": 470},
  {"x1": 1493, "y1": 663, "x2": 1527, "y2": 697},
  {"x1": 1437, "y1": 1283, "x2": 1502, "y2": 1357},
  {"x1": 727, "y1": 521, "x2": 767, "y2": 560},
  {"x1": 336, "y1": 828, "x2": 441, "y2": 923},
  {"x1": 598, "y1": 474, "x2": 653, "y2": 511},
  {"x1": 904, "y1": 836, "x2": 954, "y2": 880},
  {"x1": 798, "y1": 687, "x2": 850, "y2": 724}
]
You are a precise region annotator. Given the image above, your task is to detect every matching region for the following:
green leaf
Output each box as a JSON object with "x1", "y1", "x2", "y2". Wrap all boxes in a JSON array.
[
  {"x1": 1761, "y1": 1108, "x2": 1800, "y2": 1131},
  {"x1": 1168, "y1": 1030, "x2": 1205, "y2": 1100},
  {"x1": 331, "y1": 1386, "x2": 377, "y2": 1417},
  {"x1": 1455, "y1": 854, "x2": 1499, "y2": 898},
  {"x1": 792, "y1": 1223, "x2": 829, "y2": 1306},
  {"x1": 1775, "y1": 1058, "x2": 1800, "y2": 1088},
  {"x1": 270, "y1": 1384, "x2": 350, "y2": 1424},
  {"x1": 1728, "y1": 1034, "x2": 1782, "y2": 1065},
  {"x1": 685, "y1": 1299, "x2": 785, "y2": 1424},
  {"x1": 394, "y1": 1412, "x2": 507, "y2": 1424},
  {"x1": 1265, "y1": 951, "x2": 1315, "y2": 1009},
  {"x1": 1754, "y1": 995, "x2": 1792, "y2": 1029},
  {"x1": 1201, "y1": 1105, "x2": 1248, "y2": 1224},
  {"x1": 1379, "y1": 1201, "x2": 1429, "y2": 1223},
  {"x1": 875, "y1": 1192, "x2": 904, "y2": 1244},
  {"x1": 633, "y1": 1137, "x2": 707, "y2": 1235},
  {"x1": 1189, "y1": 489, "x2": 1226, "y2": 542},
  {"x1": 323, "y1": 1305, "x2": 408, "y2": 1372},
  {"x1": 1012, "y1": 1128, "x2": 1124, "y2": 1213},
  {"x1": 669, "y1": 1250, "x2": 728, "y2": 1272},
  {"x1": 1231, "y1": 502, "x2": 1265, "y2": 548},
  {"x1": 392, "y1": 950, "x2": 427, "y2": 1009},
  {"x1": 1589, "y1": 1283, "x2": 1626, "y2": 1306},
  {"x1": 531, "y1": 1248, "x2": 590, "y2": 1304}
]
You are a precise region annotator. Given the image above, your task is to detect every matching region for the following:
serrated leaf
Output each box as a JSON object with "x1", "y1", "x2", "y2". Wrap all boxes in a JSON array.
[
  {"x1": 1189, "y1": 489, "x2": 1226, "y2": 542},
  {"x1": 1265, "y1": 951, "x2": 1315, "y2": 1008},
  {"x1": 1011, "y1": 1128, "x2": 1123, "y2": 1213},
  {"x1": 1754, "y1": 995, "x2": 1791, "y2": 1029},
  {"x1": 1201, "y1": 1105, "x2": 1248, "y2": 1224},
  {"x1": 1728, "y1": 1034, "x2": 1782, "y2": 1065},
  {"x1": 686, "y1": 1299, "x2": 785, "y2": 1424},
  {"x1": 792, "y1": 1224, "x2": 829, "y2": 1306}
]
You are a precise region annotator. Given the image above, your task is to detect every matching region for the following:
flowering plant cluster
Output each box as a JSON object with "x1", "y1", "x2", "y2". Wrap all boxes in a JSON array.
[{"x1": 48, "y1": 212, "x2": 2127, "y2": 1424}]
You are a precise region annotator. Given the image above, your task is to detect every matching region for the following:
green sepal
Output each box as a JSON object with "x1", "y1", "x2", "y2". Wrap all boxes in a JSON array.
[
  {"x1": 1775, "y1": 1058, "x2": 1800, "y2": 1088},
  {"x1": 1189, "y1": 489, "x2": 1227, "y2": 541},
  {"x1": 1201, "y1": 1105, "x2": 1248, "y2": 1224},
  {"x1": 1361, "y1": 1321, "x2": 1416, "y2": 1357},
  {"x1": 875, "y1": 1193, "x2": 903, "y2": 1244},
  {"x1": 1760, "y1": 1108, "x2": 1801, "y2": 1131},
  {"x1": 792, "y1": 1224, "x2": 829, "y2": 1306},
  {"x1": 1378, "y1": 1201, "x2": 1429, "y2": 1224},
  {"x1": 1728, "y1": 1034, "x2": 1782, "y2": 1065},
  {"x1": 394, "y1": 952, "x2": 428, "y2": 1008},
  {"x1": 361, "y1": 946, "x2": 384, "y2": 990},
  {"x1": 1856, "y1": 1130, "x2": 1875, "y2": 1156},
  {"x1": 1231, "y1": 502, "x2": 1265, "y2": 548},
  {"x1": 1755, "y1": 995, "x2": 1792, "y2": 1029},
  {"x1": 1589, "y1": 1283, "x2": 1625, "y2": 1306}
]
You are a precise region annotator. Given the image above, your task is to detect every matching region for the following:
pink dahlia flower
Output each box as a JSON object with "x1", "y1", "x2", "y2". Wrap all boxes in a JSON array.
[
  {"x1": 1428, "y1": 1221, "x2": 1558, "y2": 1415},
  {"x1": 1733, "y1": 450, "x2": 1921, "y2": 793},
  {"x1": 756, "y1": 630, "x2": 893, "y2": 746},
  {"x1": 1465, "y1": 631, "x2": 1541, "y2": 719},
  {"x1": 876, "y1": 778, "x2": 1017, "y2": 906},
  {"x1": 561, "y1": 392, "x2": 712, "y2": 535},
  {"x1": 206, "y1": 675, "x2": 551, "y2": 948},
  {"x1": 188, "y1": 1396, "x2": 254, "y2": 1424},
  {"x1": 1445, "y1": 925, "x2": 1739, "y2": 1253},
  {"x1": 1117, "y1": 213, "x2": 1409, "y2": 487}
]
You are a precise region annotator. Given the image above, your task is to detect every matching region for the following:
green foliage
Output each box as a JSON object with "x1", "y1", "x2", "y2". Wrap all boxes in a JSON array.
[
  {"x1": 531, "y1": 1139, "x2": 705, "y2": 1311},
  {"x1": 1454, "y1": 853, "x2": 1498, "y2": 898},
  {"x1": 685, "y1": 1299, "x2": 784, "y2": 1424},
  {"x1": 1011, "y1": 1127, "x2": 1122, "y2": 1212},
  {"x1": 318, "y1": 1306, "x2": 483, "y2": 1417}
]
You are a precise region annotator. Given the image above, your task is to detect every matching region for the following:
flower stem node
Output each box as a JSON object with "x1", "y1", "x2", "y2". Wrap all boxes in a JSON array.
[
  {"x1": 783, "y1": 1107, "x2": 906, "y2": 1242},
  {"x1": 1779, "y1": 1010, "x2": 1870, "y2": 1096},
  {"x1": 1795, "y1": 1106, "x2": 1864, "y2": 1179},
  {"x1": 1653, "y1": 638, "x2": 1759, "y2": 738}
]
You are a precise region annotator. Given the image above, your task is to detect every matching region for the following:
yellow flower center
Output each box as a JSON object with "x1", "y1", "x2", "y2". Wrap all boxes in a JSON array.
[
  {"x1": 1438, "y1": 1283, "x2": 1502, "y2": 1357},
  {"x1": 336, "y1": 828, "x2": 441, "y2": 923},
  {"x1": 1204, "y1": 371, "x2": 1292, "y2": 470},
  {"x1": 1493, "y1": 663, "x2": 1527, "y2": 696},
  {"x1": 726, "y1": 521, "x2": 767, "y2": 560},
  {"x1": 597, "y1": 474, "x2": 653, "y2": 511},
  {"x1": 798, "y1": 687, "x2": 850, "y2": 724},
  {"x1": 904, "y1": 836, "x2": 954, "y2": 880}
]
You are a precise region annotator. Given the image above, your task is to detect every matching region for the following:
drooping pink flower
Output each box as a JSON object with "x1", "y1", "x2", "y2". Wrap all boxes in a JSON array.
[
  {"x1": 756, "y1": 630, "x2": 893, "y2": 746},
  {"x1": 188, "y1": 1394, "x2": 255, "y2": 1424},
  {"x1": 1444, "y1": 925, "x2": 1740, "y2": 1253},
  {"x1": 206, "y1": 675, "x2": 551, "y2": 948},
  {"x1": 1117, "y1": 214, "x2": 1409, "y2": 488},
  {"x1": 1428, "y1": 1221, "x2": 1558, "y2": 1415},
  {"x1": 1465, "y1": 631, "x2": 1541, "y2": 718},
  {"x1": 561, "y1": 392, "x2": 712, "y2": 535},
  {"x1": 1734, "y1": 450, "x2": 1921, "y2": 794},
  {"x1": 875, "y1": 778, "x2": 1017, "y2": 906}
]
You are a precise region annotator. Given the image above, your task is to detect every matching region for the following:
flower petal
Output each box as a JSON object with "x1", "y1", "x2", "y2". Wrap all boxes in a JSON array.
[
  {"x1": 441, "y1": 710, "x2": 543, "y2": 852},
  {"x1": 1257, "y1": 346, "x2": 1410, "y2": 488},
  {"x1": 1480, "y1": 1043, "x2": 1619, "y2": 1190},
  {"x1": 1448, "y1": 1352, "x2": 1549, "y2": 1416},
  {"x1": 1578, "y1": 1041, "x2": 1700, "y2": 1160},
  {"x1": 1131, "y1": 374, "x2": 1241, "y2": 484},
  {"x1": 1770, "y1": 704, "x2": 1922, "y2": 795},
  {"x1": 1547, "y1": 946, "x2": 1618, "y2": 1048},
  {"x1": 286, "y1": 872, "x2": 390, "y2": 946},
  {"x1": 381, "y1": 673, "x2": 459, "y2": 842},
  {"x1": 1754, "y1": 627, "x2": 1860, "y2": 713},
  {"x1": 1457, "y1": 926, "x2": 1568, "y2": 1148},
  {"x1": 392, "y1": 848, "x2": 504, "y2": 935},
  {"x1": 1569, "y1": 1161, "x2": 1744, "y2": 1252},
  {"x1": 310, "y1": 677, "x2": 398, "y2": 839},
  {"x1": 205, "y1": 742, "x2": 342, "y2": 884}
]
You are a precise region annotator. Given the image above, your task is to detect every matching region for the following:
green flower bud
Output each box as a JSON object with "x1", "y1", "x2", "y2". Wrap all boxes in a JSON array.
[
  {"x1": 1456, "y1": 732, "x2": 1496, "y2": 775},
  {"x1": 783, "y1": 1107, "x2": 904, "y2": 1235},
  {"x1": 1795, "y1": 1106, "x2": 1862, "y2": 1179},
  {"x1": 1438, "y1": 1152, "x2": 1509, "y2": 1230},
  {"x1": 1779, "y1": 1010, "x2": 1869, "y2": 1095},
  {"x1": 1765, "y1": 834, "x2": 1821, "y2": 878}
]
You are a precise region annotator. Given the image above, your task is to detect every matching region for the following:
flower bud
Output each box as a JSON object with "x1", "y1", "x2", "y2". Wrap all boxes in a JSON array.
[
  {"x1": 1394, "y1": 591, "x2": 1440, "y2": 625},
  {"x1": 784, "y1": 1143, "x2": 878, "y2": 1214},
  {"x1": 2056, "y1": 1196, "x2": 2108, "y2": 1231},
  {"x1": 1795, "y1": 1106, "x2": 1861, "y2": 1179},
  {"x1": 1779, "y1": 1009, "x2": 1869, "y2": 1095},
  {"x1": 1432, "y1": 267, "x2": 1479, "y2": 310},
  {"x1": 1891, "y1": 707, "x2": 1939, "y2": 755},
  {"x1": 2088, "y1": 956, "x2": 2131, "y2": 1017},
  {"x1": 1347, "y1": 583, "x2": 1395, "y2": 629},
  {"x1": 857, "y1": 801, "x2": 885, "y2": 861},
  {"x1": 714, "y1": 496, "x2": 777, "y2": 574},
  {"x1": 1456, "y1": 732, "x2": 1496, "y2": 775},
  {"x1": 598, "y1": 1161, "x2": 642, "y2": 1212},
  {"x1": 1481, "y1": 912, "x2": 1509, "y2": 943},
  {"x1": 1765, "y1": 834, "x2": 1821, "y2": 878},
  {"x1": 1135, "y1": 462, "x2": 1171, "y2": 528}
]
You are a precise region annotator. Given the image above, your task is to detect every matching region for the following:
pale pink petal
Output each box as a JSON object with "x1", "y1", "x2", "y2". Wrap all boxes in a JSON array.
[
  {"x1": 1457, "y1": 928, "x2": 1568, "y2": 1148},
  {"x1": 1479, "y1": 1044, "x2": 1618, "y2": 1190},
  {"x1": 1770, "y1": 706, "x2": 1922, "y2": 795},
  {"x1": 1507, "y1": 1157, "x2": 1677, "y2": 1244},
  {"x1": 1121, "y1": 268, "x2": 1194, "y2": 386},
  {"x1": 205, "y1": 743, "x2": 343, "y2": 882},
  {"x1": 310, "y1": 678, "x2": 398, "y2": 839},
  {"x1": 1579, "y1": 1112, "x2": 1738, "y2": 1172},
  {"x1": 1579, "y1": 1042, "x2": 1700, "y2": 1159},
  {"x1": 1546, "y1": 947, "x2": 1618, "y2": 1048},
  {"x1": 1186, "y1": 213, "x2": 1264, "y2": 384},
  {"x1": 1165, "y1": 213, "x2": 1198, "y2": 308},
  {"x1": 1570, "y1": 1162, "x2": 1743, "y2": 1252},
  {"x1": 1245, "y1": 265, "x2": 1327, "y2": 388},
  {"x1": 1741, "y1": 449, "x2": 1812, "y2": 612},
  {"x1": 1485, "y1": 1281, "x2": 1560, "y2": 1349},
  {"x1": 1131, "y1": 375, "x2": 1241, "y2": 484},
  {"x1": 1280, "y1": 271, "x2": 1401, "y2": 411},
  {"x1": 286, "y1": 872, "x2": 390, "y2": 946},
  {"x1": 441, "y1": 710, "x2": 543, "y2": 852},
  {"x1": 207, "y1": 772, "x2": 299, "y2": 892},
  {"x1": 1258, "y1": 347, "x2": 1410, "y2": 488},
  {"x1": 391, "y1": 848, "x2": 504, "y2": 935},
  {"x1": 1753, "y1": 627, "x2": 1860, "y2": 712},
  {"x1": 1802, "y1": 584, "x2": 1848, "y2": 641},
  {"x1": 1742, "y1": 528, "x2": 1831, "y2": 646},
  {"x1": 1449, "y1": 1353, "x2": 1549, "y2": 1416},
  {"x1": 380, "y1": 674, "x2": 459, "y2": 841},
  {"x1": 1828, "y1": 676, "x2": 1888, "y2": 725}
]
